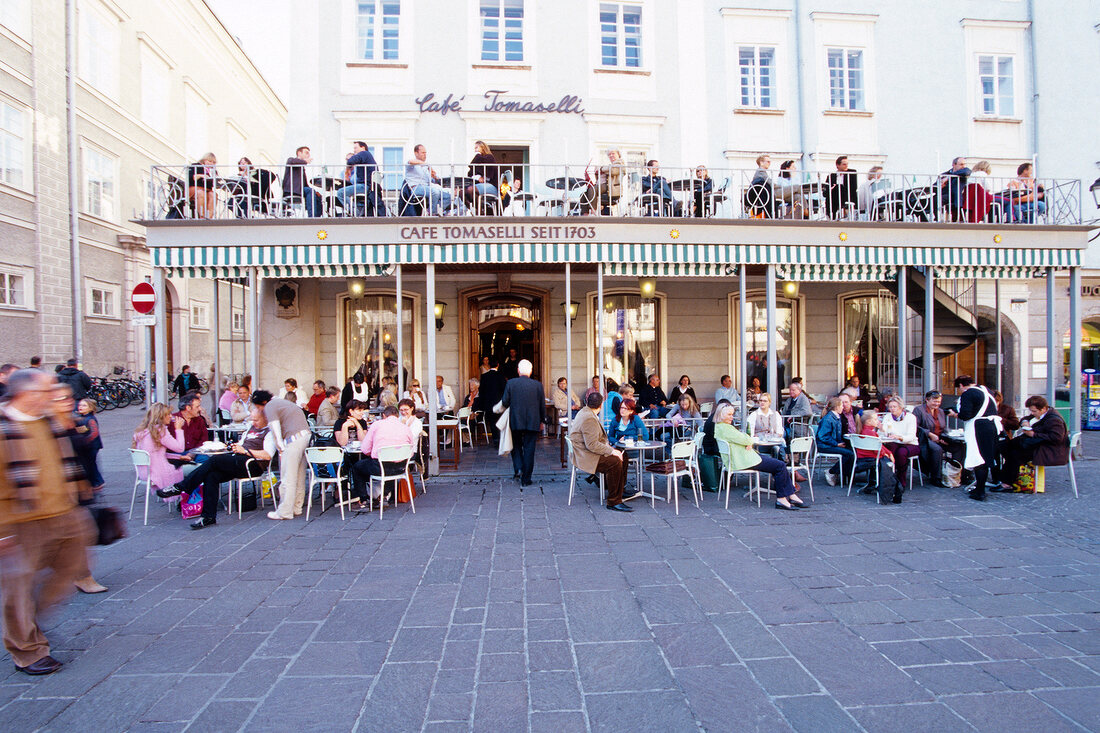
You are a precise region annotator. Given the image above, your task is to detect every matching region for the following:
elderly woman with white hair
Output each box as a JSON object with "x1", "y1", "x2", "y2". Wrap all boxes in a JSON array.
[
  {"x1": 713, "y1": 403, "x2": 804, "y2": 510},
  {"x1": 879, "y1": 396, "x2": 919, "y2": 490}
]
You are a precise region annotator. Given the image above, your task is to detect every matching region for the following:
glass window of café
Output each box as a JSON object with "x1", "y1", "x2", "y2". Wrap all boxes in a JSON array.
[
  {"x1": 840, "y1": 292, "x2": 899, "y2": 393},
  {"x1": 344, "y1": 292, "x2": 415, "y2": 392},
  {"x1": 732, "y1": 294, "x2": 797, "y2": 393},
  {"x1": 592, "y1": 292, "x2": 660, "y2": 389}
]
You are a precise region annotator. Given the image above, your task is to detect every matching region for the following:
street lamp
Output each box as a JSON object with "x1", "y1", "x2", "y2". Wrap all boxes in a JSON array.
[{"x1": 1090, "y1": 177, "x2": 1100, "y2": 209}]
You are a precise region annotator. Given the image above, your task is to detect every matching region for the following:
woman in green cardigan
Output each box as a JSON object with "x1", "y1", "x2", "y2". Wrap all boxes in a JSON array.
[{"x1": 713, "y1": 403, "x2": 804, "y2": 510}]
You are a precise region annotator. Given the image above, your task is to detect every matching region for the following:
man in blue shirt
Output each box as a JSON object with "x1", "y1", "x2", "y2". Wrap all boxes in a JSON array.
[
  {"x1": 336, "y1": 141, "x2": 378, "y2": 216},
  {"x1": 640, "y1": 160, "x2": 683, "y2": 216}
]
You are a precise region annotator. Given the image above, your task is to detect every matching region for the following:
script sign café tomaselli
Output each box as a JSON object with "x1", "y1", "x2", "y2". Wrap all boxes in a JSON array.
[{"x1": 415, "y1": 89, "x2": 585, "y2": 116}]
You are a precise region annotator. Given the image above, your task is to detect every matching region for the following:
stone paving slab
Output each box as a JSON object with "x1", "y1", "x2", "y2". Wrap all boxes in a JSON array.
[{"x1": 0, "y1": 406, "x2": 1097, "y2": 731}]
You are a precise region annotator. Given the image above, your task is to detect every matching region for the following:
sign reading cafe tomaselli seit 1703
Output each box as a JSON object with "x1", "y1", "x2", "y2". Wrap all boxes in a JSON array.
[{"x1": 415, "y1": 90, "x2": 584, "y2": 117}]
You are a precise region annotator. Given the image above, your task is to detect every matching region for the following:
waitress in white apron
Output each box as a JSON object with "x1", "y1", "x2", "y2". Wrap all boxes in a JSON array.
[{"x1": 950, "y1": 375, "x2": 1002, "y2": 501}]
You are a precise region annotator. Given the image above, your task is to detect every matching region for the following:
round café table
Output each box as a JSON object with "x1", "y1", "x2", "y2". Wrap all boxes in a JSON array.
[{"x1": 616, "y1": 439, "x2": 666, "y2": 501}]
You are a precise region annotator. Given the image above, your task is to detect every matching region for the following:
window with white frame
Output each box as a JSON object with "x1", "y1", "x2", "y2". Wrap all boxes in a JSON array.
[
  {"x1": 87, "y1": 282, "x2": 118, "y2": 318},
  {"x1": 184, "y1": 86, "x2": 208, "y2": 161},
  {"x1": 190, "y1": 300, "x2": 209, "y2": 329},
  {"x1": 0, "y1": 268, "x2": 29, "y2": 308},
  {"x1": 356, "y1": 0, "x2": 401, "y2": 61},
  {"x1": 367, "y1": 145, "x2": 404, "y2": 189},
  {"x1": 480, "y1": 0, "x2": 523, "y2": 62},
  {"x1": 0, "y1": 100, "x2": 27, "y2": 189},
  {"x1": 226, "y1": 125, "x2": 246, "y2": 166},
  {"x1": 232, "y1": 310, "x2": 245, "y2": 332},
  {"x1": 599, "y1": 2, "x2": 642, "y2": 68},
  {"x1": 140, "y1": 46, "x2": 171, "y2": 136},
  {"x1": 83, "y1": 146, "x2": 117, "y2": 220},
  {"x1": 0, "y1": 0, "x2": 32, "y2": 40},
  {"x1": 78, "y1": 0, "x2": 120, "y2": 98},
  {"x1": 141, "y1": 173, "x2": 157, "y2": 220},
  {"x1": 738, "y1": 46, "x2": 776, "y2": 108},
  {"x1": 978, "y1": 54, "x2": 1014, "y2": 117},
  {"x1": 826, "y1": 47, "x2": 864, "y2": 110}
]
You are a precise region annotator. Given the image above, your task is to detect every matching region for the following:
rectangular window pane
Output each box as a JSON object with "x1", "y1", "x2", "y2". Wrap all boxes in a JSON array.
[
  {"x1": 0, "y1": 273, "x2": 25, "y2": 307},
  {"x1": 480, "y1": 0, "x2": 500, "y2": 61},
  {"x1": 78, "y1": 2, "x2": 119, "y2": 98},
  {"x1": 503, "y1": 0, "x2": 523, "y2": 60},
  {"x1": 84, "y1": 148, "x2": 116, "y2": 220},
  {"x1": 846, "y1": 50, "x2": 863, "y2": 110},
  {"x1": 599, "y1": 4, "x2": 618, "y2": 67},
  {"x1": 758, "y1": 47, "x2": 775, "y2": 108},
  {"x1": 140, "y1": 49, "x2": 170, "y2": 135},
  {"x1": 382, "y1": 146, "x2": 403, "y2": 190},
  {"x1": 622, "y1": 5, "x2": 641, "y2": 67},
  {"x1": 0, "y1": 101, "x2": 25, "y2": 188},
  {"x1": 345, "y1": 294, "x2": 415, "y2": 393},
  {"x1": 356, "y1": 1, "x2": 375, "y2": 59},
  {"x1": 746, "y1": 300, "x2": 792, "y2": 391},
  {"x1": 827, "y1": 49, "x2": 844, "y2": 109},
  {"x1": 997, "y1": 56, "x2": 1013, "y2": 116},
  {"x1": 595, "y1": 294, "x2": 659, "y2": 388},
  {"x1": 381, "y1": 1, "x2": 400, "y2": 60},
  {"x1": 738, "y1": 47, "x2": 755, "y2": 106}
]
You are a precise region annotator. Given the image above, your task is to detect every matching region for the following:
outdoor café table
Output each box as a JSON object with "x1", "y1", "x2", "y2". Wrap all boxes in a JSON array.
[
  {"x1": 216, "y1": 422, "x2": 249, "y2": 442},
  {"x1": 310, "y1": 176, "x2": 345, "y2": 216},
  {"x1": 436, "y1": 418, "x2": 461, "y2": 468},
  {"x1": 616, "y1": 439, "x2": 666, "y2": 501}
]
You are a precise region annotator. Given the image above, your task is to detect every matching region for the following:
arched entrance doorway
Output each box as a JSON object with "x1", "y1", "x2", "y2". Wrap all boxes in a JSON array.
[{"x1": 458, "y1": 284, "x2": 550, "y2": 383}]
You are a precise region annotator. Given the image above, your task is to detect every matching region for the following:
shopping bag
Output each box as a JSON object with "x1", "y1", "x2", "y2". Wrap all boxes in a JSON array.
[
  {"x1": 942, "y1": 460, "x2": 963, "y2": 488},
  {"x1": 397, "y1": 467, "x2": 417, "y2": 504},
  {"x1": 261, "y1": 474, "x2": 276, "y2": 500},
  {"x1": 1012, "y1": 462, "x2": 1038, "y2": 493},
  {"x1": 180, "y1": 489, "x2": 203, "y2": 519},
  {"x1": 497, "y1": 409, "x2": 513, "y2": 455}
]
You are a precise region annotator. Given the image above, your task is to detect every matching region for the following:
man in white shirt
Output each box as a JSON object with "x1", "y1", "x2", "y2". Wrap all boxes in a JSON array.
[
  {"x1": 436, "y1": 375, "x2": 456, "y2": 414},
  {"x1": 715, "y1": 374, "x2": 739, "y2": 405}
]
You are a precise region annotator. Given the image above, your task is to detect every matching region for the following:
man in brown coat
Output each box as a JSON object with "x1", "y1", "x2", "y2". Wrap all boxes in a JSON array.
[
  {"x1": 569, "y1": 393, "x2": 632, "y2": 511},
  {"x1": 0, "y1": 369, "x2": 95, "y2": 675}
]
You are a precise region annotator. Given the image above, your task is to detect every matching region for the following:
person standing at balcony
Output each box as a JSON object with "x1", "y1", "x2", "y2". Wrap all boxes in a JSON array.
[
  {"x1": 463, "y1": 141, "x2": 499, "y2": 214},
  {"x1": 336, "y1": 141, "x2": 378, "y2": 217},
  {"x1": 283, "y1": 146, "x2": 322, "y2": 217},
  {"x1": 404, "y1": 144, "x2": 459, "y2": 215},
  {"x1": 187, "y1": 152, "x2": 218, "y2": 218},
  {"x1": 251, "y1": 390, "x2": 311, "y2": 520},
  {"x1": 641, "y1": 160, "x2": 683, "y2": 216}
]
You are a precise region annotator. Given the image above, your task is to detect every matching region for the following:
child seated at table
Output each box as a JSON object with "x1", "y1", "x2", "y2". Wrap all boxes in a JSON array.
[{"x1": 853, "y1": 413, "x2": 901, "y2": 503}]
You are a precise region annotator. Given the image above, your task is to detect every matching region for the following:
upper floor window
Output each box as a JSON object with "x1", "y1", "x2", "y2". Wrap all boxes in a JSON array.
[
  {"x1": 0, "y1": 101, "x2": 27, "y2": 189},
  {"x1": 978, "y1": 54, "x2": 1014, "y2": 117},
  {"x1": 0, "y1": 0, "x2": 31, "y2": 40},
  {"x1": 89, "y1": 284, "x2": 117, "y2": 318},
  {"x1": 480, "y1": 0, "x2": 523, "y2": 62},
  {"x1": 356, "y1": 0, "x2": 400, "y2": 61},
  {"x1": 83, "y1": 146, "x2": 117, "y2": 220},
  {"x1": 0, "y1": 269, "x2": 28, "y2": 309},
  {"x1": 184, "y1": 85, "x2": 208, "y2": 161},
  {"x1": 190, "y1": 300, "x2": 209, "y2": 329},
  {"x1": 78, "y1": 0, "x2": 120, "y2": 98},
  {"x1": 599, "y1": 2, "x2": 642, "y2": 68},
  {"x1": 368, "y1": 145, "x2": 404, "y2": 189},
  {"x1": 738, "y1": 46, "x2": 776, "y2": 108},
  {"x1": 140, "y1": 46, "x2": 171, "y2": 136},
  {"x1": 826, "y1": 47, "x2": 864, "y2": 110}
]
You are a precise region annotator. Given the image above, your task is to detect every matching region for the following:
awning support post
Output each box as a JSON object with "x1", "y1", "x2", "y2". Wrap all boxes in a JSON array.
[{"x1": 426, "y1": 263, "x2": 439, "y2": 476}]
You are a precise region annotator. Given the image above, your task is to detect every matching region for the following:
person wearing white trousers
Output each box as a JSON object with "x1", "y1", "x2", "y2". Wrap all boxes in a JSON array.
[{"x1": 252, "y1": 391, "x2": 311, "y2": 520}]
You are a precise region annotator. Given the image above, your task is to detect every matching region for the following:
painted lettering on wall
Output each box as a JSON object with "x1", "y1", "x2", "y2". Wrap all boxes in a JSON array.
[
  {"x1": 414, "y1": 90, "x2": 585, "y2": 117},
  {"x1": 400, "y1": 225, "x2": 597, "y2": 241}
]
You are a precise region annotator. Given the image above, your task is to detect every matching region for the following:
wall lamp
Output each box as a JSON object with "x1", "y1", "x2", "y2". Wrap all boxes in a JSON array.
[
  {"x1": 639, "y1": 277, "x2": 657, "y2": 299},
  {"x1": 434, "y1": 301, "x2": 446, "y2": 331},
  {"x1": 561, "y1": 301, "x2": 579, "y2": 323},
  {"x1": 1090, "y1": 177, "x2": 1100, "y2": 209}
]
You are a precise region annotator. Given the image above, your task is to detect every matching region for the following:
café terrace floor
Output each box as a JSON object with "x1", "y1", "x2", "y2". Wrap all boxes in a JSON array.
[{"x1": 1, "y1": 407, "x2": 1098, "y2": 733}]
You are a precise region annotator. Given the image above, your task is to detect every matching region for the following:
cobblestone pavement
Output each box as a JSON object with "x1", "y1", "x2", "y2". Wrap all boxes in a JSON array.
[{"x1": 0, "y1": 406, "x2": 1098, "y2": 732}]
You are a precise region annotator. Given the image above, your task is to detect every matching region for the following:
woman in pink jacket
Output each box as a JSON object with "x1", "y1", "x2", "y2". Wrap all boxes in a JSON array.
[{"x1": 132, "y1": 403, "x2": 188, "y2": 489}]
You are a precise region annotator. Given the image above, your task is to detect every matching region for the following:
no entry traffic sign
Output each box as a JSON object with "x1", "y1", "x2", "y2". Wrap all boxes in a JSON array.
[{"x1": 131, "y1": 282, "x2": 156, "y2": 314}]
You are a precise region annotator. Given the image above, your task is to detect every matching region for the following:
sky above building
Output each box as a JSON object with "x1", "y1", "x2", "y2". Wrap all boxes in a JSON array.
[{"x1": 207, "y1": 0, "x2": 291, "y2": 103}]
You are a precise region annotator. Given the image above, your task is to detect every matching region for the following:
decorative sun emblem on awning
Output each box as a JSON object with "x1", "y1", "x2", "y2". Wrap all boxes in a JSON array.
[
  {"x1": 316, "y1": 230, "x2": 328, "y2": 240},
  {"x1": 669, "y1": 229, "x2": 680, "y2": 239}
]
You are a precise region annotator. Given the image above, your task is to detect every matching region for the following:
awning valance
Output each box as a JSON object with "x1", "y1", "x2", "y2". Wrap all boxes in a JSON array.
[{"x1": 153, "y1": 242, "x2": 1081, "y2": 278}]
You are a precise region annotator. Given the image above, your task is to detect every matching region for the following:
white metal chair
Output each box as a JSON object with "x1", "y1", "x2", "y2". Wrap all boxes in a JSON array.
[
  {"x1": 788, "y1": 436, "x2": 814, "y2": 502},
  {"x1": 1038, "y1": 431, "x2": 1080, "y2": 499},
  {"x1": 699, "y1": 401, "x2": 714, "y2": 416},
  {"x1": 716, "y1": 440, "x2": 763, "y2": 508},
  {"x1": 907, "y1": 454, "x2": 924, "y2": 488},
  {"x1": 227, "y1": 462, "x2": 275, "y2": 519},
  {"x1": 456, "y1": 407, "x2": 474, "y2": 447},
  {"x1": 566, "y1": 438, "x2": 605, "y2": 506},
  {"x1": 128, "y1": 449, "x2": 155, "y2": 525},
  {"x1": 646, "y1": 440, "x2": 700, "y2": 515},
  {"x1": 369, "y1": 444, "x2": 416, "y2": 519},
  {"x1": 809, "y1": 436, "x2": 843, "y2": 483},
  {"x1": 845, "y1": 434, "x2": 883, "y2": 504},
  {"x1": 305, "y1": 447, "x2": 346, "y2": 520}
]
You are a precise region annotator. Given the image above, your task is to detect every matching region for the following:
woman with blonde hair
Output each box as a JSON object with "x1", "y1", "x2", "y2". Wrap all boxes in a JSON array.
[
  {"x1": 713, "y1": 403, "x2": 804, "y2": 509},
  {"x1": 187, "y1": 152, "x2": 218, "y2": 218},
  {"x1": 132, "y1": 403, "x2": 188, "y2": 491},
  {"x1": 464, "y1": 140, "x2": 499, "y2": 213}
]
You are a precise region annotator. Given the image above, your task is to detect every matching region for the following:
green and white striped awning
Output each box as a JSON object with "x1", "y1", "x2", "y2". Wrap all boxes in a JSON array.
[
  {"x1": 932, "y1": 265, "x2": 1042, "y2": 279},
  {"x1": 776, "y1": 265, "x2": 897, "y2": 281},
  {"x1": 153, "y1": 242, "x2": 1081, "y2": 278}
]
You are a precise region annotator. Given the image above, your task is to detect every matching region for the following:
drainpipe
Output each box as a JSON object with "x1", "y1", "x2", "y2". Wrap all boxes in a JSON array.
[
  {"x1": 793, "y1": 0, "x2": 808, "y2": 167},
  {"x1": 1026, "y1": 0, "x2": 1039, "y2": 162},
  {"x1": 65, "y1": 0, "x2": 83, "y2": 363}
]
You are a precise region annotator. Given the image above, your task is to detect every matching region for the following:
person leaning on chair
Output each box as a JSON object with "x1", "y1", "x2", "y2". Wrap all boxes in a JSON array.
[
  {"x1": 501, "y1": 360, "x2": 545, "y2": 487},
  {"x1": 570, "y1": 393, "x2": 631, "y2": 512}
]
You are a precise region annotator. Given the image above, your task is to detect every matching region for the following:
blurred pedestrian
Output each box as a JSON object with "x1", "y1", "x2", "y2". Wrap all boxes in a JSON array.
[{"x1": 0, "y1": 369, "x2": 96, "y2": 675}]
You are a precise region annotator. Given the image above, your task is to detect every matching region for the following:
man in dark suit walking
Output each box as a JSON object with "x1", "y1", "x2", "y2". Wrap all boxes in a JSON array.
[
  {"x1": 475, "y1": 358, "x2": 507, "y2": 447},
  {"x1": 501, "y1": 359, "x2": 545, "y2": 486}
]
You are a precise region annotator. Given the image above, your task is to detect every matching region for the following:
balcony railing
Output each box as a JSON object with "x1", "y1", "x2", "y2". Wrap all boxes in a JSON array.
[{"x1": 144, "y1": 162, "x2": 1083, "y2": 226}]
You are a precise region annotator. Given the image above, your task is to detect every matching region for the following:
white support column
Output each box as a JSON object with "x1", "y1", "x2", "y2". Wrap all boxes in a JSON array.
[
  {"x1": 153, "y1": 269, "x2": 168, "y2": 404},
  {"x1": 565, "y1": 263, "x2": 572, "y2": 404},
  {"x1": 1047, "y1": 267, "x2": 1056, "y2": 405},
  {"x1": 995, "y1": 279, "x2": 1003, "y2": 392},
  {"x1": 897, "y1": 266, "x2": 908, "y2": 404},
  {"x1": 1070, "y1": 267, "x2": 1082, "y2": 434},
  {"x1": 766, "y1": 265, "x2": 777, "y2": 407},
  {"x1": 249, "y1": 268, "x2": 260, "y2": 388},
  {"x1": 212, "y1": 279, "x2": 221, "y2": 416},
  {"x1": 396, "y1": 265, "x2": 404, "y2": 395},
  {"x1": 597, "y1": 266, "x2": 605, "y2": 398},
  {"x1": 739, "y1": 266, "x2": 747, "y2": 423},
  {"x1": 426, "y1": 264, "x2": 439, "y2": 475},
  {"x1": 923, "y1": 266, "x2": 935, "y2": 392}
]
